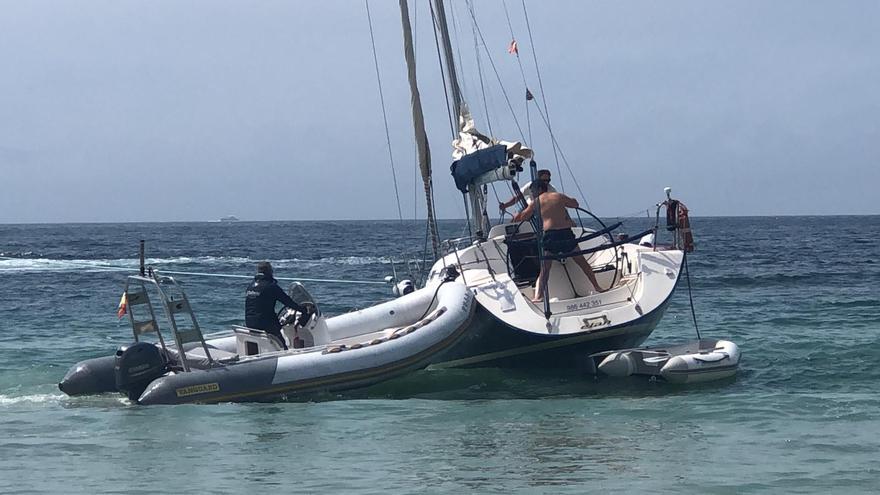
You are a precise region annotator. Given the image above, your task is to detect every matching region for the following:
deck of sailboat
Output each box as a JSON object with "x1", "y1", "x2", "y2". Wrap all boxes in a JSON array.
[{"x1": 424, "y1": 220, "x2": 683, "y2": 339}]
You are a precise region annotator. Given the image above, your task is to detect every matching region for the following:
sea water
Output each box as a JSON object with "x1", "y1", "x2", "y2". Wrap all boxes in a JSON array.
[{"x1": 1, "y1": 217, "x2": 878, "y2": 494}]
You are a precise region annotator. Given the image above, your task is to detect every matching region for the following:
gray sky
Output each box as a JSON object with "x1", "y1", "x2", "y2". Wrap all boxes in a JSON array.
[{"x1": 1, "y1": 0, "x2": 878, "y2": 222}]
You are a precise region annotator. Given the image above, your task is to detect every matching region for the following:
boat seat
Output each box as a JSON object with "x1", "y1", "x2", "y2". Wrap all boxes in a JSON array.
[
  {"x1": 170, "y1": 343, "x2": 239, "y2": 369},
  {"x1": 185, "y1": 346, "x2": 239, "y2": 368},
  {"x1": 232, "y1": 326, "x2": 285, "y2": 356}
]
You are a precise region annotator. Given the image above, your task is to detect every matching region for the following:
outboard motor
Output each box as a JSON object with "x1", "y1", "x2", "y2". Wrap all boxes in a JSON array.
[
  {"x1": 114, "y1": 342, "x2": 167, "y2": 402},
  {"x1": 394, "y1": 279, "x2": 415, "y2": 296},
  {"x1": 440, "y1": 265, "x2": 460, "y2": 282}
]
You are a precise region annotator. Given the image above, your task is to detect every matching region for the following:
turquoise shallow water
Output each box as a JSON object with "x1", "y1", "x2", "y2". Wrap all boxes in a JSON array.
[{"x1": 1, "y1": 217, "x2": 878, "y2": 494}]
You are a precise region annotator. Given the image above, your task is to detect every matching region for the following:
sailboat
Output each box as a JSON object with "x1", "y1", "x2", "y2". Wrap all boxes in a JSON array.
[
  {"x1": 393, "y1": 0, "x2": 689, "y2": 369},
  {"x1": 57, "y1": 1, "x2": 694, "y2": 404}
]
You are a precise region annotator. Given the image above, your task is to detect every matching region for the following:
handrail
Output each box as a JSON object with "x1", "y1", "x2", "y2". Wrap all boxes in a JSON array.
[{"x1": 125, "y1": 271, "x2": 215, "y2": 372}]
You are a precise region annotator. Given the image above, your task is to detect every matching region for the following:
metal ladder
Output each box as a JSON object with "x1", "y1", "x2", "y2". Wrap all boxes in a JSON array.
[{"x1": 123, "y1": 271, "x2": 214, "y2": 372}]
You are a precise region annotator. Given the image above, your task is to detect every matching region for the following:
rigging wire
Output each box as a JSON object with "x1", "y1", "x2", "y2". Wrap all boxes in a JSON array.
[
  {"x1": 428, "y1": 0, "x2": 457, "y2": 138},
  {"x1": 447, "y1": 0, "x2": 469, "y2": 102},
  {"x1": 420, "y1": 219, "x2": 431, "y2": 285},
  {"x1": 402, "y1": 0, "x2": 442, "y2": 268},
  {"x1": 488, "y1": 182, "x2": 508, "y2": 224},
  {"x1": 429, "y1": 1, "x2": 472, "y2": 234},
  {"x1": 465, "y1": 0, "x2": 518, "y2": 225},
  {"x1": 461, "y1": 194, "x2": 473, "y2": 239},
  {"x1": 521, "y1": 0, "x2": 565, "y2": 193},
  {"x1": 412, "y1": 0, "x2": 419, "y2": 221},
  {"x1": 502, "y1": 0, "x2": 532, "y2": 145},
  {"x1": 467, "y1": 0, "x2": 494, "y2": 137},
  {"x1": 530, "y1": 98, "x2": 592, "y2": 212},
  {"x1": 364, "y1": 0, "x2": 404, "y2": 222},
  {"x1": 465, "y1": 7, "x2": 527, "y2": 143},
  {"x1": 614, "y1": 207, "x2": 654, "y2": 220}
]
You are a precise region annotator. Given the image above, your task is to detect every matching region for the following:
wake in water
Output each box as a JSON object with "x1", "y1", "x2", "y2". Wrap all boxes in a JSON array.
[{"x1": 0, "y1": 255, "x2": 395, "y2": 273}]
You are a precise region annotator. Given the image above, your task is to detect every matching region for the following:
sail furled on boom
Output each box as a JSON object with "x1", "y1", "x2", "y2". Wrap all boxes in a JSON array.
[
  {"x1": 431, "y1": 0, "x2": 532, "y2": 239},
  {"x1": 453, "y1": 104, "x2": 532, "y2": 162},
  {"x1": 431, "y1": 0, "x2": 531, "y2": 163},
  {"x1": 399, "y1": 0, "x2": 440, "y2": 260}
]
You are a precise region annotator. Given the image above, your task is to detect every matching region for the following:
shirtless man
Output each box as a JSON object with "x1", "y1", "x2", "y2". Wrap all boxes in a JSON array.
[{"x1": 513, "y1": 182, "x2": 604, "y2": 302}]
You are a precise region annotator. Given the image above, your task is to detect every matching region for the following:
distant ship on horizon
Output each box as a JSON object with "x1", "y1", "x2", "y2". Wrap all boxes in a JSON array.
[{"x1": 218, "y1": 215, "x2": 239, "y2": 222}]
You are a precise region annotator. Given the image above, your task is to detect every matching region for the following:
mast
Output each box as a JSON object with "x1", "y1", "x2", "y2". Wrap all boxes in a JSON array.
[
  {"x1": 399, "y1": 0, "x2": 441, "y2": 260},
  {"x1": 431, "y1": 0, "x2": 462, "y2": 123},
  {"x1": 431, "y1": 0, "x2": 489, "y2": 239}
]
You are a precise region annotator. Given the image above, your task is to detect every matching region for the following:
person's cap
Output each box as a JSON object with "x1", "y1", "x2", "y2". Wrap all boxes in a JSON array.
[{"x1": 256, "y1": 261, "x2": 273, "y2": 276}]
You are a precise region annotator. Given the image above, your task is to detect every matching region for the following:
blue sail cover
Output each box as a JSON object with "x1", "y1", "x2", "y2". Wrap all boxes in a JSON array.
[{"x1": 449, "y1": 144, "x2": 507, "y2": 193}]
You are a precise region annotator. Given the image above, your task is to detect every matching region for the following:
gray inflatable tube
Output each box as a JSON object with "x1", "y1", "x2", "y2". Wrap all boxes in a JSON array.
[{"x1": 62, "y1": 281, "x2": 475, "y2": 405}]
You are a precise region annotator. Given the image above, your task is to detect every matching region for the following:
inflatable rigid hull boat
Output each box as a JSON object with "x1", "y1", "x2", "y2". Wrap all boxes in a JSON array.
[
  {"x1": 59, "y1": 272, "x2": 474, "y2": 404},
  {"x1": 592, "y1": 338, "x2": 741, "y2": 383}
]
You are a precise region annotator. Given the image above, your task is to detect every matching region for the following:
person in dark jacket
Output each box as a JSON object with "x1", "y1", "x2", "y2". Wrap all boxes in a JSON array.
[{"x1": 245, "y1": 261, "x2": 310, "y2": 350}]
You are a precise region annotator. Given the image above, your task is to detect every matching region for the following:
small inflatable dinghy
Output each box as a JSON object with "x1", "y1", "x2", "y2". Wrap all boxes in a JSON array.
[
  {"x1": 592, "y1": 338, "x2": 740, "y2": 383},
  {"x1": 59, "y1": 270, "x2": 474, "y2": 404}
]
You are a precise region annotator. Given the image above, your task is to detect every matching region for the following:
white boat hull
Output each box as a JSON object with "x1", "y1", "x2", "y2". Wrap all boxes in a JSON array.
[{"x1": 424, "y1": 223, "x2": 684, "y2": 368}]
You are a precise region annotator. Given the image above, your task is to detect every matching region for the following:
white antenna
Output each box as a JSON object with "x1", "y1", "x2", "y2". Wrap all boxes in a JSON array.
[{"x1": 664, "y1": 187, "x2": 672, "y2": 200}]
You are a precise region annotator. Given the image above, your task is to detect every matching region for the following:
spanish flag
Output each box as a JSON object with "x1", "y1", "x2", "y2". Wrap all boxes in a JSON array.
[
  {"x1": 508, "y1": 39, "x2": 518, "y2": 55},
  {"x1": 117, "y1": 292, "x2": 128, "y2": 319}
]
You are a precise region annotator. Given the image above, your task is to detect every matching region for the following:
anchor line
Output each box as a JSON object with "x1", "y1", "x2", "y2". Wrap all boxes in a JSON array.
[{"x1": 683, "y1": 252, "x2": 701, "y2": 340}]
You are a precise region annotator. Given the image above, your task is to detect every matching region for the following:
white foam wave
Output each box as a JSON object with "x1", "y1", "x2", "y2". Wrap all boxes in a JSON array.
[
  {"x1": 0, "y1": 255, "x2": 392, "y2": 273},
  {"x1": 0, "y1": 251, "x2": 42, "y2": 258},
  {"x1": 274, "y1": 256, "x2": 392, "y2": 267},
  {"x1": 0, "y1": 393, "x2": 65, "y2": 405}
]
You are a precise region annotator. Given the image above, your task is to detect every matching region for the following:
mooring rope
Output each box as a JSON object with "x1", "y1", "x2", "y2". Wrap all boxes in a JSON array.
[
  {"x1": 160, "y1": 269, "x2": 387, "y2": 285},
  {"x1": 683, "y1": 252, "x2": 702, "y2": 340},
  {"x1": 0, "y1": 256, "x2": 388, "y2": 285}
]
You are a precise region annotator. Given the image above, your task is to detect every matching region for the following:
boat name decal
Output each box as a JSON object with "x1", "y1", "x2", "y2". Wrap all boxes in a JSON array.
[
  {"x1": 128, "y1": 363, "x2": 150, "y2": 374},
  {"x1": 462, "y1": 290, "x2": 473, "y2": 312},
  {"x1": 175, "y1": 383, "x2": 220, "y2": 397},
  {"x1": 581, "y1": 315, "x2": 610, "y2": 329},
  {"x1": 567, "y1": 298, "x2": 603, "y2": 312}
]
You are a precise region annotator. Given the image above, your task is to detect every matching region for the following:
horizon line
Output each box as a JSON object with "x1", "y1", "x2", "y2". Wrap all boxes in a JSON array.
[{"x1": 1, "y1": 212, "x2": 879, "y2": 226}]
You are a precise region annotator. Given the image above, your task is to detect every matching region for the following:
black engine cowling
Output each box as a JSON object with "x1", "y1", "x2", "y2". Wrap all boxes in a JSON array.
[{"x1": 114, "y1": 342, "x2": 167, "y2": 402}]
